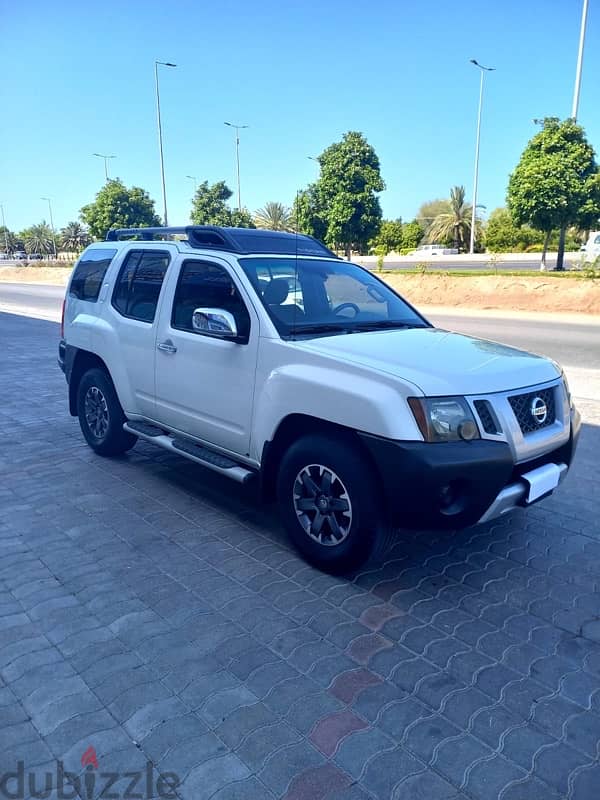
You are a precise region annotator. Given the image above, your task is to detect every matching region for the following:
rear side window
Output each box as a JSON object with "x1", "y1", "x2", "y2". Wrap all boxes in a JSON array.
[
  {"x1": 112, "y1": 250, "x2": 170, "y2": 322},
  {"x1": 69, "y1": 248, "x2": 117, "y2": 301}
]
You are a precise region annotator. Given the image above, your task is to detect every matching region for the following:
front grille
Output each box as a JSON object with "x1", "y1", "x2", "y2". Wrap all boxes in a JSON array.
[
  {"x1": 508, "y1": 388, "x2": 556, "y2": 434},
  {"x1": 474, "y1": 399, "x2": 501, "y2": 435}
]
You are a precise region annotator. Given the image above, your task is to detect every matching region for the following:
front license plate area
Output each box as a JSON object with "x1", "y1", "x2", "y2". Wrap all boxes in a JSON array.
[{"x1": 522, "y1": 463, "x2": 561, "y2": 503}]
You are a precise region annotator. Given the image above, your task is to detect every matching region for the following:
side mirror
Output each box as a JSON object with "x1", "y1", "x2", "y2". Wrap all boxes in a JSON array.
[{"x1": 192, "y1": 308, "x2": 238, "y2": 338}]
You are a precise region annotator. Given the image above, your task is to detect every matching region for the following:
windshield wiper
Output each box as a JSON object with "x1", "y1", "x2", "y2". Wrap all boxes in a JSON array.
[
  {"x1": 351, "y1": 320, "x2": 425, "y2": 331},
  {"x1": 288, "y1": 323, "x2": 352, "y2": 336}
]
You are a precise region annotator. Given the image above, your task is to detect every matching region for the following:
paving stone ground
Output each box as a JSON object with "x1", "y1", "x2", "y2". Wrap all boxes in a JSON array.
[{"x1": 1, "y1": 310, "x2": 599, "y2": 800}]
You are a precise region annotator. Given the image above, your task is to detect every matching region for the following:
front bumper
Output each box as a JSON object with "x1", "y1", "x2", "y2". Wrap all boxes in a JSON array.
[
  {"x1": 58, "y1": 338, "x2": 66, "y2": 374},
  {"x1": 359, "y1": 406, "x2": 581, "y2": 530}
]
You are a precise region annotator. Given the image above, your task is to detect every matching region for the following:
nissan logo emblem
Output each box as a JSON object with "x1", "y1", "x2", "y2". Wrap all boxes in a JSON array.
[{"x1": 530, "y1": 396, "x2": 548, "y2": 425}]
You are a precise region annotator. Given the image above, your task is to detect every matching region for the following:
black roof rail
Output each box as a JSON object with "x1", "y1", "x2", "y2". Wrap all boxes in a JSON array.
[
  {"x1": 106, "y1": 225, "x2": 338, "y2": 257},
  {"x1": 106, "y1": 226, "x2": 191, "y2": 242}
]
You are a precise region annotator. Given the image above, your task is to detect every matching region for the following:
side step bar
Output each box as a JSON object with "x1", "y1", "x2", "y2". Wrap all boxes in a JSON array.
[{"x1": 123, "y1": 421, "x2": 255, "y2": 484}]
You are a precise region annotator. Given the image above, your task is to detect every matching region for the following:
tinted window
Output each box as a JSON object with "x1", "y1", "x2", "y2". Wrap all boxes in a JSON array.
[
  {"x1": 172, "y1": 260, "x2": 250, "y2": 338},
  {"x1": 112, "y1": 250, "x2": 170, "y2": 322},
  {"x1": 69, "y1": 248, "x2": 117, "y2": 301}
]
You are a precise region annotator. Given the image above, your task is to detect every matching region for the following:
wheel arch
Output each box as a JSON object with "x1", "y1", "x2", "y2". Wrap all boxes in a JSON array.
[
  {"x1": 259, "y1": 413, "x2": 382, "y2": 503},
  {"x1": 67, "y1": 348, "x2": 112, "y2": 416}
]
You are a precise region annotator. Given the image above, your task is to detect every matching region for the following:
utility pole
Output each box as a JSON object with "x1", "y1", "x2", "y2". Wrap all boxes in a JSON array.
[
  {"x1": 572, "y1": 0, "x2": 589, "y2": 121},
  {"x1": 469, "y1": 59, "x2": 495, "y2": 254},
  {"x1": 92, "y1": 153, "x2": 116, "y2": 181},
  {"x1": 0, "y1": 203, "x2": 9, "y2": 254},
  {"x1": 224, "y1": 122, "x2": 249, "y2": 211},
  {"x1": 155, "y1": 61, "x2": 177, "y2": 225},
  {"x1": 41, "y1": 197, "x2": 57, "y2": 258}
]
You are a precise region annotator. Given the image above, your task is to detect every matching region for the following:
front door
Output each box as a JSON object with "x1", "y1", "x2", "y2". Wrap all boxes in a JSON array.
[{"x1": 153, "y1": 257, "x2": 259, "y2": 457}]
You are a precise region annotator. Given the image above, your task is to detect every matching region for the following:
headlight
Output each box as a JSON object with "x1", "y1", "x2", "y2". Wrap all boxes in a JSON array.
[
  {"x1": 408, "y1": 396, "x2": 480, "y2": 442},
  {"x1": 560, "y1": 370, "x2": 573, "y2": 408}
]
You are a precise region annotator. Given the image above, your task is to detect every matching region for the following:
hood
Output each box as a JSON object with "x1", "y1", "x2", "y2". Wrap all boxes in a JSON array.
[{"x1": 295, "y1": 327, "x2": 560, "y2": 396}]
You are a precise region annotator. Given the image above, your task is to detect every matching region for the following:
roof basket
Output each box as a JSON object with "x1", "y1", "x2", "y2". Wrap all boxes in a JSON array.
[{"x1": 106, "y1": 225, "x2": 337, "y2": 257}]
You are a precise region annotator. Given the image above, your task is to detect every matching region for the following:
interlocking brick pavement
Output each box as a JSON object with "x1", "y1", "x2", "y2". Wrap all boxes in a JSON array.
[{"x1": 0, "y1": 311, "x2": 599, "y2": 800}]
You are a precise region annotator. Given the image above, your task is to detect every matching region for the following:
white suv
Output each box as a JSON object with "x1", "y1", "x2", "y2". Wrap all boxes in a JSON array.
[{"x1": 59, "y1": 226, "x2": 580, "y2": 572}]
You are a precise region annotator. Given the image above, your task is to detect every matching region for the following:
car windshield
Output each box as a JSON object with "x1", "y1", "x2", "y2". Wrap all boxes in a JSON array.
[{"x1": 239, "y1": 257, "x2": 429, "y2": 337}]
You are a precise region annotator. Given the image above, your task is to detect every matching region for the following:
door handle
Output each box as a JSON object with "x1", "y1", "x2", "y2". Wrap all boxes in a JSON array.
[{"x1": 157, "y1": 340, "x2": 177, "y2": 354}]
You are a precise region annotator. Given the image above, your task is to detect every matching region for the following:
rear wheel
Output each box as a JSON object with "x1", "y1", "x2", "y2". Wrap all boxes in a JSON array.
[
  {"x1": 277, "y1": 434, "x2": 391, "y2": 573},
  {"x1": 77, "y1": 368, "x2": 137, "y2": 456}
]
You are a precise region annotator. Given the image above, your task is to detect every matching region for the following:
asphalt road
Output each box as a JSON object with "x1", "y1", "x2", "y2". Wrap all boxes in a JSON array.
[
  {"x1": 1, "y1": 280, "x2": 598, "y2": 401},
  {"x1": 0, "y1": 281, "x2": 64, "y2": 316}
]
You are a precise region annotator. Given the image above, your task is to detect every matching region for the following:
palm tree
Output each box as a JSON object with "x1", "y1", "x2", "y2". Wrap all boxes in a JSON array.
[
  {"x1": 24, "y1": 222, "x2": 54, "y2": 255},
  {"x1": 254, "y1": 202, "x2": 293, "y2": 231},
  {"x1": 61, "y1": 221, "x2": 91, "y2": 252},
  {"x1": 427, "y1": 186, "x2": 477, "y2": 251}
]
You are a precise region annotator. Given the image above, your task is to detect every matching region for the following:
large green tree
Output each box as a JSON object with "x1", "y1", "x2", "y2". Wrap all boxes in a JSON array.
[
  {"x1": 427, "y1": 186, "x2": 477, "y2": 251},
  {"x1": 61, "y1": 222, "x2": 91, "y2": 252},
  {"x1": 416, "y1": 198, "x2": 451, "y2": 239},
  {"x1": 0, "y1": 226, "x2": 21, "y2": 253},
  {"x1": 484, "y1": 208, "x2": 541, "y2": 252},
  {"x1": 80, "y1": 179, "x2": 160, "y2": 240},
  {"x1": 401, "y1": 220, "x2": 424, "y2": 251},
  {"x1": 508, "y1": 117, "x2": 600, "y2": 269},
  {"x1": 299, "y1": 131, "x2": 385, "y2": 258},
  {"x1": 484, "y1": 209, "x2": 581, "y2": 253},
  {"x1": 370, "y1": 219, "x2": 404, "y2": 254},
  {"x1": 21, "y1": 222, "x2": 55, "y2": 255},
  {"x1": 254, "y1": 202, "x2": 293, "y2": 231},
  {"x1": 292, "y1": 186, "x2": 327, "y2": 242},
  {"x1": 190, "y1": 181, "x2": 254, "y2": 228}
]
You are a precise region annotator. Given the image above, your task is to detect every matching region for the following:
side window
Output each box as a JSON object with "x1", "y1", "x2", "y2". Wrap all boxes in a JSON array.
[
  {"x1": 69, "y1": 248, "x2": 117, "y2": 301},
  {"x1": 112, "y1": 250, "x2": 170, "y2": 322},
  {"x1": 171, "y1": 260, "x2": 250, "y2": 338}
]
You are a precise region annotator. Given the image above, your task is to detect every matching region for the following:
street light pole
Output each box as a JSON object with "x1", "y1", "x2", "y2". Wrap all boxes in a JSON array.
[
  {"x1": 224, "y1": 122, "x2": 249, "y2": 211},
  {"x1": 186, "y1": 175, "x2": 198, "y2": 191},
  {"x1": 469, "y1": 59, "x2": 495, "y2": 255},
  {"x1": 41, "y1": 197, "x2": 57, "y2": 258},
  {"x1": 92, "y1": 153, "x2": 116, "y2": 181},
  {"x1": 0, "y1": 203, "x2": 9, "y2": 254},
  {"x1": 572, "y1": 0, "x2": 589, "y2": 121},
  {"x1": 155, "y1": 61, "x2": 177, "y2": 226}
]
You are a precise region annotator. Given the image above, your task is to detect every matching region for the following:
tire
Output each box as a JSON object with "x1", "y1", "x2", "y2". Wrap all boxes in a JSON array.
[
  {"x1": 276, "y1": 433, "x2": 392, "y2": 574},
  {"x1": 76, "y1": 368, "x2": 137, "y2": 456}
]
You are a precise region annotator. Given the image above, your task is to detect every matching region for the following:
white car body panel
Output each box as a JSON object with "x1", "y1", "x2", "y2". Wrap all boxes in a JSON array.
[{"x1": 293, "y1": 328, "x2": 560, "y2": 398}]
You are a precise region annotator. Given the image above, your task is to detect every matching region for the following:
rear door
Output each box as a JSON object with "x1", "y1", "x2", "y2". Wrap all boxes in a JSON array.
[
  {"x1": 106, "y1": 248, "x2": 171, "y2": 417},
  {"x1": 153, "y1": 256, "x2": 259, "y2": 456}
]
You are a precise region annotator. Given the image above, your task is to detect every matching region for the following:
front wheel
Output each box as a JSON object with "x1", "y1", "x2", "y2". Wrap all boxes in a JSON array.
[
  {"x1": 77, "y1": 368, "x2": 137, "y2": 456},
  {"x1": 276, "y1": 434, "x2": 391, "y2": 573}
]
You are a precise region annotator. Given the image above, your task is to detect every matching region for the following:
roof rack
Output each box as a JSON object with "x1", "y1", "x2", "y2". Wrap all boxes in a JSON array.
[{"x1": 105, "y1": 225, "x2": 338, "y2": 258}]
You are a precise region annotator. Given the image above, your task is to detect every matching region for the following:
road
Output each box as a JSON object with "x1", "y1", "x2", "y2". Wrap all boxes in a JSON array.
[{"x1": 1, "y1": 280, "x2": 598, "y2": 402}]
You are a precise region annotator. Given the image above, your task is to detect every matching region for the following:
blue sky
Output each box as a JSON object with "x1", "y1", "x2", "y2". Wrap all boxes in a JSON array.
[{"x1": 1, "y1": 0, "x2": 598, "y2": 233}]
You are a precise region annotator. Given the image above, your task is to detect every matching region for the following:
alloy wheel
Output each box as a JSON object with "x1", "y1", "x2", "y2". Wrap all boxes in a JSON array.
[
  {"x1": 84, "y1": 386, "x2": 109, "y2": 440},
  {"x1": 293, "y1": 464, "x2": 353, "y2": 546}
]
